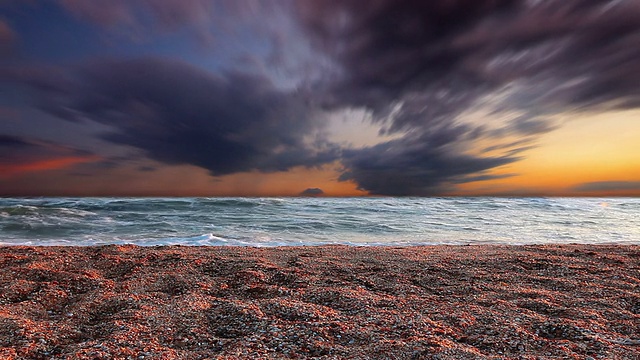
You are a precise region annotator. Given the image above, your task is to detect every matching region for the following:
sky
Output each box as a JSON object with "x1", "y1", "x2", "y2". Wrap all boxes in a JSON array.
[{"x1": 0, "y1": 0, "x2": 639, "y2": 197}]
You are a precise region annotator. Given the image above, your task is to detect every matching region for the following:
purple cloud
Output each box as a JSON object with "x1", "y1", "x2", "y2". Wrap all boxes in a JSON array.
[
  {"x1": 2, "y1": 58, "x2": 340, "y2": 176},
  {"x1": 293, "y1": 0, "x2": 640, "y2": 195}
]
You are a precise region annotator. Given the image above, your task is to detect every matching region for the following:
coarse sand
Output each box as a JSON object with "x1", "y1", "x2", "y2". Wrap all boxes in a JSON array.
[{"x1": 1, "y1": 244, "x2": 639, "y2": 359}]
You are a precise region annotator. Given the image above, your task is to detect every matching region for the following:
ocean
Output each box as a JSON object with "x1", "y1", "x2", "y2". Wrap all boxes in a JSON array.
[{"x1": 0, "y1": 197, "x2": 638, "y2": 246}]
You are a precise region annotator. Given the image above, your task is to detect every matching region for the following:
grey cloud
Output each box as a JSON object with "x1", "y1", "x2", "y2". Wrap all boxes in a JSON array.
[
  {"x1": 453, "y1": 173, "x2": 517, "y2": 184},
  {"x1": 294, "y1": 0, "x2": 640, "y2": 195},
  {"x1": 0, "y1": 65, "x2": 80, "y2": 123},
  {"x1": 296, "y1": 0, "x2": 517, "y2": 112},
  {"x1": 573, "y1": 181, "x2": 640, "y2": 193},
  {"x1": 482, "y1": 139, "x2": 533, "y2": 153},
  {"x1": 485, "y1": 115, "x2": 559, "y2": 139},
  {"x1": 298, "y1": 0, "x2": 640, "y2": 117},
  {"x1": 0, "y1": 134, "x2": 92, "y2": 165},
  {"x1": 508, "y1": 117, "x2": 558, "y2": 136},
  {"x1": 0, "y1": 134, "x2": 30, "y2": 148},
  {"x1": 339, "y1": 129, "x2": 519, "y2": 196},
  {"x1": 6, "y1": 58, "x2": 340, "y2": 176}
]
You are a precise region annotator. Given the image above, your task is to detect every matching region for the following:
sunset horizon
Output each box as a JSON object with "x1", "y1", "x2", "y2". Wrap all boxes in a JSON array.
[
  {"x1": 1, "y1": 3, "x2": 640, "y2": 357},
  {"x1": 1, "y1": 1, "x2": 639, "y2": 197}
]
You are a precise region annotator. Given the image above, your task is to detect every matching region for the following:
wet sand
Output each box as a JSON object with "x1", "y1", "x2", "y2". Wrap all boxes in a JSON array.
[{"x1": 1, "y1": 244, "x2": 639, "y2": 359}]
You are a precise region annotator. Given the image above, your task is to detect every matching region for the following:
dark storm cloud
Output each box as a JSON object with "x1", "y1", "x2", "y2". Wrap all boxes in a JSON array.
[
  {"x1": 293, "y1": 0, "x2": 640, "y2": 195},
  {"x1": 339, "y1": 129, "x2": 519, "y2": 196},
  {"x1": 573, "y1": 181, "x2": 640, "y2": 193},
  {"x1": 297, "y1": 0, "x2": 516, "y2": 112},
  {"x1": 297, "y1": 0, "x2": 640, "y2": 115},
  {"x1": 6, "y1": 58, "x2": 339, "y2": 176},
  {"x1": 0, "y1": 134, "x2": 30, "y2": 148},
  {"x1": 0, "y1": 65, "x2": 87, "y2": 128}
]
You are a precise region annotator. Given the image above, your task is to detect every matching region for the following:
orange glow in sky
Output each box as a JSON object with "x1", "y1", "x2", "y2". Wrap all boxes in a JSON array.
[
  {"x1": 2, "y1": 1, "x2": 640, "y2": 197},
  {"x1": 456, "y1": 110, "x2": 640, "y2": 196}
]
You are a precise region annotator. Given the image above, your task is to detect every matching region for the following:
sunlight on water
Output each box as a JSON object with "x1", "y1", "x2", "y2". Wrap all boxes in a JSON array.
[{"x1": 0, "y1": 198, "x2": 638, "y2": 246}]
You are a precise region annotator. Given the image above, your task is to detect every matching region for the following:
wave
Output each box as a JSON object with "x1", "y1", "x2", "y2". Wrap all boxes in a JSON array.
[
  {"x1": 1, "y1": 197, "x2": 639, "y2": 246},
  {"x1": 0, "y1": 205, "x2": 97, "y2": 217}
]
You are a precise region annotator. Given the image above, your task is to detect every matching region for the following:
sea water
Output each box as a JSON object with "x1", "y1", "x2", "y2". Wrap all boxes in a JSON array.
[{"x1": 0, "y1": 197, "x2": 638, "y2": 246}]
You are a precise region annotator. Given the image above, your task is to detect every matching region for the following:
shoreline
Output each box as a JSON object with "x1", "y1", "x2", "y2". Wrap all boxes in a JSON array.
[{"x1": 1, "y1": 244, "x2": 639, "y2": 359}]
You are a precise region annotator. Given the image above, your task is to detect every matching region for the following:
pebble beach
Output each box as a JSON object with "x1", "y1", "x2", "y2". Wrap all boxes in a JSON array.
[{"x1": 1, "y1": 244, "x2": 639, "y2": 359}]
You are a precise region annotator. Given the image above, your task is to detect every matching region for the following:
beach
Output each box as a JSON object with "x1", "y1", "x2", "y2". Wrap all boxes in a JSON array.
[{"x1": 1, "y1": 244, "x2": 638, "y2": 359}]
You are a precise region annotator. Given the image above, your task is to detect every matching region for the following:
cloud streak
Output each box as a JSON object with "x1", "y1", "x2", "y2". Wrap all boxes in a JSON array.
[
  {"x1": 573, "y1": 181, "x2": 640, "y2": 193},
  {"x1": 339, "y1": 130, "x2": 519, "y2": 196},
  {"x1": 297, "y1": 0, "x2": 640, "y2": 116},
  {"x1": 56, "y1": 0, "x2": 289, "y2": 46},
  {"x1": 0, "y1": 135, "x2": 97, "y2": 177}
]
